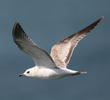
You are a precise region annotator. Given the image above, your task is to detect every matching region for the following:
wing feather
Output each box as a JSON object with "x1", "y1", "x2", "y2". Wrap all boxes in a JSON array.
[
  {"x1": 50, "y1": 17, "x2": 104, "y2": 68},
  {"x1": 12, "y1": 22, "x2": 56, "y2": 68}
]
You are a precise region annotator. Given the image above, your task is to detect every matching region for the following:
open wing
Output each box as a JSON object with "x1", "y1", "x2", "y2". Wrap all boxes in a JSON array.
[
  {"x1": 50, "y1": 17, "x2": 103, "y2": 68},
  {"x1": 12, "y1": 23, "x2": 56, "y2": 68}
]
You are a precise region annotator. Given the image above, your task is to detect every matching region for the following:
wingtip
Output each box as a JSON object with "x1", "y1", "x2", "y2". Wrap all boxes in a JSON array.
[
  {"x1": 14, "y1": 22, "x2": 20, "y2": 25},
  {"x1": 101, "y1": 16, "x2": 104, "y2": 19},
  {"x1": 12, "y1": 22, "x2": 24, "y2": 34},
  {"x1": 98, "y1": 16, "x2": 104, "y2": 22},
  {"x1": 13, "y1": 22, "x2": 21, "y2": 29}
]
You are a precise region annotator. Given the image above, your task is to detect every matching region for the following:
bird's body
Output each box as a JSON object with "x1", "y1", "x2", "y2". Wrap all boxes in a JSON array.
[
  {"x1": 12, "y1": 17, "x2": 103, "y2": 80},
  {"x1": 25, "y1": 66, "x2": 81, "y2": 80},
  {"x1": 27, "y1": 66, "x2": 76, "y2": 80}
]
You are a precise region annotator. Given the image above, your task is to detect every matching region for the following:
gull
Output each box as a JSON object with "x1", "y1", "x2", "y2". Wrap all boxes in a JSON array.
[{"x1": 12, "y1": 17, "x2": 103, "y2": 80}]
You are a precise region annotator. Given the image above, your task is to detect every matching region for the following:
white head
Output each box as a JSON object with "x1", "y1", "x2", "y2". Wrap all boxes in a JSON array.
[{"x1": 19, "y1": 67, "x2": 37, "y2": 77}]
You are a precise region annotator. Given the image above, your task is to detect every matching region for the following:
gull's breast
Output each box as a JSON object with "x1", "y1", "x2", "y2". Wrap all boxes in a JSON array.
[{"x1": 33, "y1": 68, "x2": 72, "y2": 80}]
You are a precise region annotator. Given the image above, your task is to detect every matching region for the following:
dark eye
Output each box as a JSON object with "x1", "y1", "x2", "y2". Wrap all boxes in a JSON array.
[{"x1": 27, "y1": 71, "x2": 30, "y2": 73}]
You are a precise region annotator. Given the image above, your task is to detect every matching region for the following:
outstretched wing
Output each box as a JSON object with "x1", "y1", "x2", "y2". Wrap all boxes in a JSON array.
[
  {"x1": 50, "y1": 17, "x2": 103, "y2": 68},
  {"x1": 12, "y1": 23, "x2": 56, "y2": 68}
]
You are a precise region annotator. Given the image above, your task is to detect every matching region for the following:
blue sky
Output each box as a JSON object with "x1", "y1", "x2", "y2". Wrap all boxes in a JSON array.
[{"x1": 0, "y1": 0, "x2": 110, "y2": 100}]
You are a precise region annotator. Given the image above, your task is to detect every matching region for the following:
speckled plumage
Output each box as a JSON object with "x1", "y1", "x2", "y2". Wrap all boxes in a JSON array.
[{"x1": 12, "y1": 17, "x2": 103, "y2": 80}]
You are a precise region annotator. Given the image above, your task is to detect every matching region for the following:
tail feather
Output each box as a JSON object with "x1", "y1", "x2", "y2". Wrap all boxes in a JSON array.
[{"x1": 72, "y1": 71, "x2": 87, "y2": 76}]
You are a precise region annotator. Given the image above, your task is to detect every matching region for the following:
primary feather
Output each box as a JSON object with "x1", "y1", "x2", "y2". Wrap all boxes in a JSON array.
[
  {"x1": 12, "y1": 23, "x2": 56, "y2": 68},
  {"x1": 50, "y1": 17, "x2": 104, "y2": 68}
]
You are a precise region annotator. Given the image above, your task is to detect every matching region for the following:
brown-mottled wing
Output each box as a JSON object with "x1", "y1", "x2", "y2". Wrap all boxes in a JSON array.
[{"x1": 50, "y1": 17, "x2": 103, "y2": 68}]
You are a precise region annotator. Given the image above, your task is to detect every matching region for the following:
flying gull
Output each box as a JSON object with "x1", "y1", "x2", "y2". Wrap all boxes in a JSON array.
[{"x1": 12, "y1": 17, "x2": 103, "y2": 80}]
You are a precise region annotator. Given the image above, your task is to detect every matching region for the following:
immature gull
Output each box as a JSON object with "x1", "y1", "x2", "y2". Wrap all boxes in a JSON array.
[{"x1": 12, "y1": 17, "x2": 103, "y2": 80}]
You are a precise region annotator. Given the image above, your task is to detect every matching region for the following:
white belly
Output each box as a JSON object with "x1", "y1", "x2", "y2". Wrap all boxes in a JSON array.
[{"x1": 33, "y1": 68, "x2": 76, "y2": 80}]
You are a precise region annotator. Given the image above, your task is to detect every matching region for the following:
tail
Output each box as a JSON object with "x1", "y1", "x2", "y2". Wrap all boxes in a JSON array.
[
  {"x1": 79, "y1": 72, "x2": 87, "y2": 74},
  {"x1": 72, "y1": 71, "x2": 87, "y2": 76}
]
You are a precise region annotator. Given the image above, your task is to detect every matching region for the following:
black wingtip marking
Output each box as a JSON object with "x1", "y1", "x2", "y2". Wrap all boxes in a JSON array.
[
  {"x1": 12, "y1": 22, "x2": 25, "y2": 35},
  {"x1": 100, "y1": 16, "x2": 104, "y2": 20},
  {"x1": 12, "y1": 22, "x2": 26, "y2": 41},
  {"x1": 78, "y1": 16, "x2": 104, "y2": 34},
  {"x1": 95, "y1": 16, "x2": 104, "y2": 24}
]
